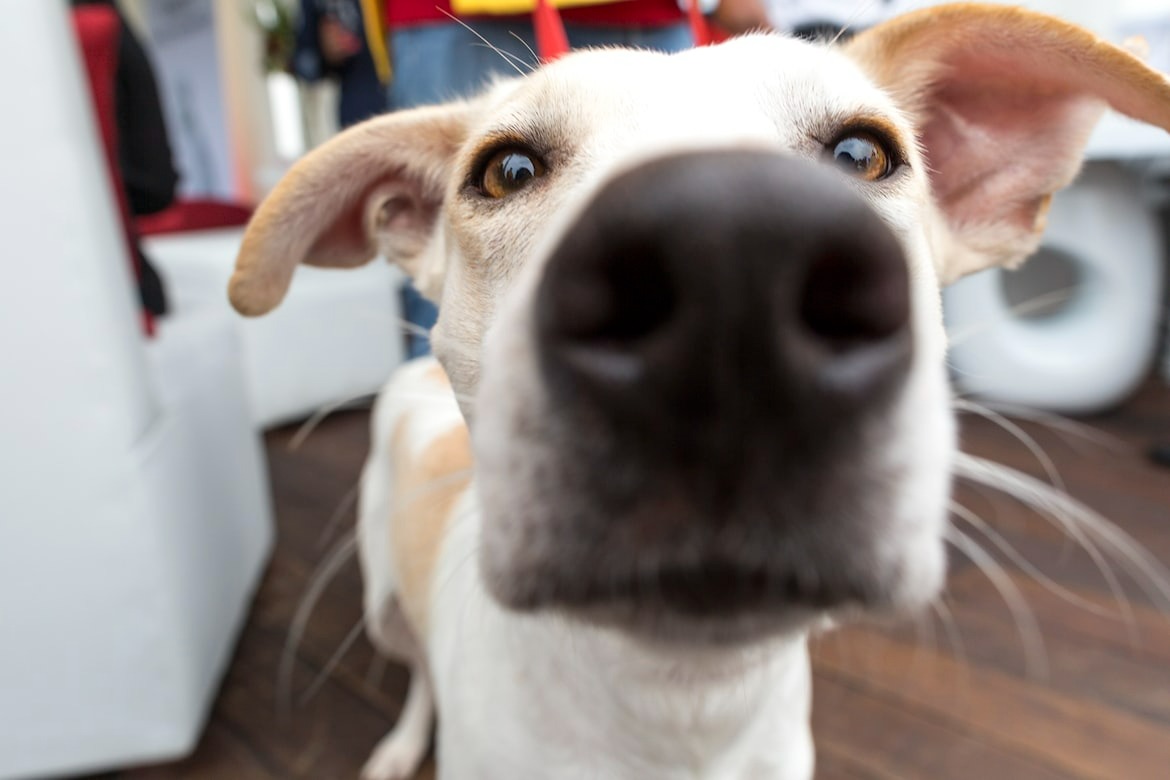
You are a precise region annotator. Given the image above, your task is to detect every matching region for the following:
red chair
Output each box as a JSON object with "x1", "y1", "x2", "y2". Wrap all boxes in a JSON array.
[
  {"x1": 70, "y1": 5, "x2": 154, "y2": 336},
  {"x1": 137, "y1": 199, "x2": 254, "y2": 237}
]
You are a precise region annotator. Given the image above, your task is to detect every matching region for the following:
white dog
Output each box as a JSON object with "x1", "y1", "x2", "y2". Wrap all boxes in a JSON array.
[{"x1": 229, "y1": 4, "x2": 1170, "y2": 778}]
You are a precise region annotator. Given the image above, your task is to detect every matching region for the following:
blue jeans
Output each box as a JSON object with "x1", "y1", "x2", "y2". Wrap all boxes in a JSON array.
[
  {"x1": 391, "y1": 19, "x2": 693, "y2": 357},
  {"x1": 389, "y1": 20, "x2": 693, "y2": 108}
]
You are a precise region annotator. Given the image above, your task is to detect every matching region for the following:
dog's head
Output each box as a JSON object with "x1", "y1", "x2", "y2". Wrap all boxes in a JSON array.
[{"x1": 230, "y1": 5, "x2": 1170, "y2": 644}]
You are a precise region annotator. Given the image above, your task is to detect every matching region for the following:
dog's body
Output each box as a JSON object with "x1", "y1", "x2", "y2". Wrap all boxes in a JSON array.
[
  {"x1": 229, "y1": 5, "x2": 1170, "y2": 778},
  {"x1": 359, "y1": 358, "x2": 815, "y2": 778}
]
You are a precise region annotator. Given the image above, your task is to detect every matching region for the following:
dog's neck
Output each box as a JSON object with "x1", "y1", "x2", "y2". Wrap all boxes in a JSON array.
[
  {"x1": 539, "y1": 630, "x2": 815, "y2": 777},
  {"x1": 432, "y1": 503, "x2": 816, "y2": 779}
]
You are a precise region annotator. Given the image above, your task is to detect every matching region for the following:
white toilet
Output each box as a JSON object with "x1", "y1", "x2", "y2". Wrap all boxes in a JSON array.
[{"x1": 945, "y1": 161, "x2": 1166, "y2": 414}]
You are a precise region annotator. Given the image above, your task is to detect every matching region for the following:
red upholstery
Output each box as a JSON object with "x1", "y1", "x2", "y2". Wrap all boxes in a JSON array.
[
  {"x1": 137, "y1": 199, "x2": 254, "y2": 237},
  {"x1": 71, "y1": 6, "x2": 154, "y2": 336}
]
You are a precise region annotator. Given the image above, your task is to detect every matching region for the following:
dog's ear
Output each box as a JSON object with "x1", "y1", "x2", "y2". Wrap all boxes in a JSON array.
[
  {"x1": 228, "y1": 101, "x2": 477, "y2": 316},
  {"x1": 845, "y1": 4, "x2": 1170, "y2": 283}
]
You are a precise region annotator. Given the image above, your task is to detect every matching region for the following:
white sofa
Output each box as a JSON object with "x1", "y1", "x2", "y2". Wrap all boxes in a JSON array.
[
  {"x1": 0, "y1": 4, "x2": 273, "y2": 777},
  {"x1": 146, "y1": 228, "x2": 406, "y2": 428}
]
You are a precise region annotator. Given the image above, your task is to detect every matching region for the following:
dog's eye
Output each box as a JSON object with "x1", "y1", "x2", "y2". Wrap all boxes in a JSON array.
[
  {"x1": 829, "y1": 132, "x2": 893, "y2": 182},
  {"x1": 479, "y1": 148, "x2": 547, "y2": 198}
]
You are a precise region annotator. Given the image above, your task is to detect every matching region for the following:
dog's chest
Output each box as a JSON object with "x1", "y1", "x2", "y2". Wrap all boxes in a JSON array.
[{"x1": 427, "y1": 509, "x2": 816, "y2": 779}]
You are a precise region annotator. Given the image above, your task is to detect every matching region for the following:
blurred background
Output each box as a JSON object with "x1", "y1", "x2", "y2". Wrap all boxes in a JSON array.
[{"x1": 1, "y1": 1, "x2": 1168, "y2": 778}]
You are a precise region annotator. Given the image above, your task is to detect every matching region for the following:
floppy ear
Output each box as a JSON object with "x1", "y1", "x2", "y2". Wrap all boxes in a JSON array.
[
  {"x1": 228, "y1": 101, "x2": 477, "y2": 316},
  {"x1": 845, "y1": 3, "x2": 1170, "y2": 283}
]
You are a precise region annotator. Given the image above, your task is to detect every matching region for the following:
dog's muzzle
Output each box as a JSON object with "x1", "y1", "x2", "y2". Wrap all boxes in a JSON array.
[
  {"x1": 481, "y1": 150, "x2": 928, "y2": 632},
  {"x1": 537, "y1": 150, "x2": 911, "y2": 461}
]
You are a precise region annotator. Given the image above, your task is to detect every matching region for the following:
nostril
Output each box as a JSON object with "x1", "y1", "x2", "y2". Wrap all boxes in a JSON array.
[
  {"x1": 799, "y1": 246, "x2": 910, "y2": 347},
  {"x1": 543, "y1": 242, "x2": 677, "y2": 346}
]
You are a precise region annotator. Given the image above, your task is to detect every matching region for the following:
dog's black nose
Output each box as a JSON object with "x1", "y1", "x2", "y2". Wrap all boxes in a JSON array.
[{"x1": 535, "y1": 150, "x2": 911, "y2": 455}]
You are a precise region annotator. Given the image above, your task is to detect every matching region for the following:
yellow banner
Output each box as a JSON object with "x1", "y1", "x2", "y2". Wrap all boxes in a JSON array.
[{"x1": 450, "y1": 0, "x2": 628, "y2": 16}]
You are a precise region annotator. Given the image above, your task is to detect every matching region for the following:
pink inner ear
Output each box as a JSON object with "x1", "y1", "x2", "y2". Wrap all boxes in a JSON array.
[
  {"x1": 920, "y1": 54, "x2": 1105, "y2": 236},
  {"x1": 306, "y1": 172, "x2": 438, "y2": 269}
]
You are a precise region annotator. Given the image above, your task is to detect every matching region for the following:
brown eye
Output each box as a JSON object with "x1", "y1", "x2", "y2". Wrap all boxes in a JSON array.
[
  {"x1": 480, "y1": 148, "x2": 547, "y2": 198},
  {"x1": 829, "y1": 132, "x2": 893, "y2": 182}
]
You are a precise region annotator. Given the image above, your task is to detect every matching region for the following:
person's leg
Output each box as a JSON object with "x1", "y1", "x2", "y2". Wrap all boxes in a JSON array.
[
  {"x1": 386, "y1": 24, "x2": 460, "y2": 356},
  {"x1": 389, "y1": 20, "x2": 538, "y2": 109},
  {"x1": 446, "y1": 18, "x2": 539, "y2": 95},
  {"x1": 338, "y1": 53, "x2": 389, "y2": 128},
  {"x1": 400, "y1": 277, "x2": 439, "y2": 359},
  {"x1": 389, "y1": 24, "x2": 466, "y2": 109}
]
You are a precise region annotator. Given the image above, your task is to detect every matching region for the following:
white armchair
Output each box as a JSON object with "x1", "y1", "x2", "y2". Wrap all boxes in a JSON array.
[{"x1": 0, "y1": 3, "x2": 272, "y2": 777}]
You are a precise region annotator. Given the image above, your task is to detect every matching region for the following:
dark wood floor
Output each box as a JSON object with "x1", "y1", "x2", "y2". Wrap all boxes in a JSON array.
[{"x1": 112, "y1": 381, "x2": 1170, "y2": 779}]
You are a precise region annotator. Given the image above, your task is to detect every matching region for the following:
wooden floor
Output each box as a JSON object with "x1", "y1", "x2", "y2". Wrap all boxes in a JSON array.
[{"x1": 108, "y1": 381, "x2": 1170, "y2": 779}]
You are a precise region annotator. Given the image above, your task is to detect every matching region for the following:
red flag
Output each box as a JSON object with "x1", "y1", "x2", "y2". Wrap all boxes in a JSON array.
[
  {"x1": 534, "y1": 0, "x2": 570, "y2": 61},
  {"x1": 687, "y1": 0, "x2": 713, "y2": 47}
]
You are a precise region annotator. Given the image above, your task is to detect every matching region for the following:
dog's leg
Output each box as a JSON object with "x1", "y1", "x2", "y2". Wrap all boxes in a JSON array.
[{"x1": 361, "y1": 659, "x2": 435, "y2": 780}]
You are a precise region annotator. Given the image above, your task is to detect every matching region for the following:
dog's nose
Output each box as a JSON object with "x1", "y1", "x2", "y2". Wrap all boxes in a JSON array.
[{"x1": 535, "y1": 150, "x2": 912, "y2": 442}]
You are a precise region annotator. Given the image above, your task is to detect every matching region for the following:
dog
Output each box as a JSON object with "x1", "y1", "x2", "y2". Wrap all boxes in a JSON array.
[{"x1": 228, "y1": 4, "x2": 1170, "y2": 778}]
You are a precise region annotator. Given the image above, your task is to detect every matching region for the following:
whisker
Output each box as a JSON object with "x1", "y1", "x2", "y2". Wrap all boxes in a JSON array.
[
  {"x1": 946, "y1": 526, "x2": 1048, "y2": 679},
  {"x1": 931, "y1": 598, "x2": 968, "y2": 670},
  {"x1": 381, "y1": 388, "x2": 478, "y2": 409},
  {"x1": 947, "y1": 285, "x2": 1081, "y2": 347},
  {"x1": 431, "y1": 502, "x2": 485, "y2": 602},
  {"x1": 298, "y1": 618, "x2": 366, "y2": 707},
  {"x1": 316, "y1": 480, "x2": 360, "y2": 551},
  {"x1": 395, "y1": 468, "x2": 476, "y2": 514},
  {"x1": 907, "y1": 609, "x2": 937, "y2": 680},
  {"x1": 278, "y1": 531, "x2": 359, "y2": 719},
  {"x1": 469, "y1": 42, "x2": 532, "y2": 72},
  {"x1": 509, "y1": 30, "x2": 540, "y2": 63},
  {"x1": 955, "y1": 452, "x2": 1140, "y2": 635},
  {"x1": 949, "y1": 500, "x2": 1118, "y2": 619},
  {"x1": 954, "y1": 398, "x2": 1064, "y2": 491},
  {"x1": 437, "y1": 9, "x2": 528, "y2": 75},
  {"x1": 289, "y1": 393, "x2": 373, "y2": 452},
  {"x1": 828, "y1": 0, "x2": 878, "y2": 45},
  {"x1": 931, "y1": 598, "x2": 971, "y2": 702},
  {"x1": 395, "y1": 316, "x2": 435, "y2": 341},
  {"x1": 971, "y1": 402, "x2": 1128, "y2": 455}
]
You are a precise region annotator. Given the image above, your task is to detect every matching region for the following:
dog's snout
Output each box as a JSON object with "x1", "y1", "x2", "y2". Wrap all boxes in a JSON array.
[{"x1": 535, "y1": 150, "x2": 911, "y2": 425}]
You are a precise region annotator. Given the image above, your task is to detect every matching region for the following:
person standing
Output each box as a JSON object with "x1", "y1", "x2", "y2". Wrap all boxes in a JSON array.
[
  {"x1": 71, "y1": 0, "x2": 178, "y2": 316},
  {"x1": 384, "y1": 0, "x2": 698, "y2": 108},
  {"x1": 293, "y1": 0, "x2": 390, "y2": 127},
  {"x1": 385, "y1": 0, "x2": 699, "y2": 357}
]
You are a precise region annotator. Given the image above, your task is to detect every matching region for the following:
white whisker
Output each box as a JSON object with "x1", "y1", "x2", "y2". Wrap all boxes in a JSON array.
[
  {"x1": 931, "y1": 599, "x2": 967, "y2": 669},
  {"x1": 298, "y1": 618, "x2": 366, "y2": 707},
  {"x1": 396, "y1": 468, "x2": 476, "y2": 514},
  {"x1": 289, "y1": 394, "x2": 373, "y2": 452},
  {"x1": 278, "y1": 532, "x2": 359, "y2": 719},
  {"x1": 390, "y1": 389, "x2": 478, "y2": 408},
  {"x1": 947, "y1": 286, "x2": 1081, "y2": 347},
  {"x1": 954, "y1": 398, "x2": 1064, "y2": 491},
  {"x1": 316, "y1": 481, "x2": 360, "y2": 551},
  {"x1": 930, "y1": 598, "x2": 970, "y2": 702},
  {"x1": 949, "y1": 500, "x2": 1117, "y2": 619},
  {"x1": 946, "y1": 526, "x2": 1048, "y2": 679},
  {"x1": 829, "y1": 0, "x2": 878, "y2": 45},
  {"x1": 907, "y1": 609, "x2": 937, "y2": 678},
  {"x1": 395, "y1": 316, "x2": 435, "y2": 341},
  {"x1": 509, "y1": 30, "x2": 540, "y2": 63},
  {"x1": 955, "y1": 452, "x2": 1140, "y2": 635},
  {"x1": 469, "y1": 42, "x2": 532, "y2": 72},
  {"x1": 973, "y1": 402, "x2": 1128, "y2": 455},
  {"x1": 437, "y1": 10, "x2": 528, "y2": 75}
]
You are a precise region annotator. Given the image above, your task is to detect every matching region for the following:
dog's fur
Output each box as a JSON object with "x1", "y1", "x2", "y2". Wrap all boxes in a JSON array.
[{"x1": 229, "y1": 5, "x2": 1170, "y2": 779}]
